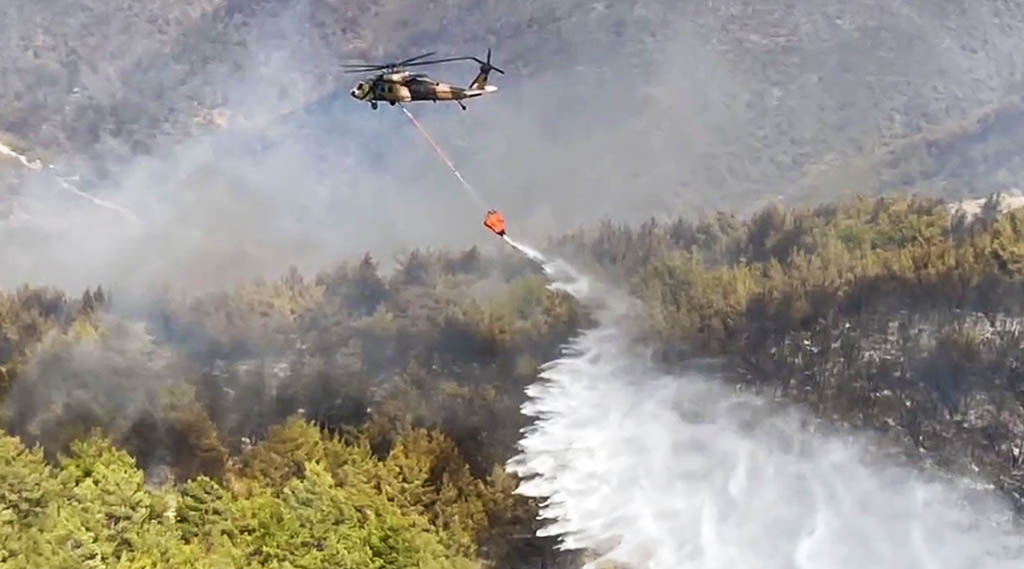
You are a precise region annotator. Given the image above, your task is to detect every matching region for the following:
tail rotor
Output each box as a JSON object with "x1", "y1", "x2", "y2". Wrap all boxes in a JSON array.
[
  {"x1": 468, "y1": 48, "x2": 504, "y2": 91},
  {"x1": 473, "y1": 49, "x2": 505, "y2": 76}
]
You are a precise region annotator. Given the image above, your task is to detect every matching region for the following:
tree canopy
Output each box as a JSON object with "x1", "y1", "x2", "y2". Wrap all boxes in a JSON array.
[{"x1": 4, "y1": 194, "x2": 1024, "y2": 566}]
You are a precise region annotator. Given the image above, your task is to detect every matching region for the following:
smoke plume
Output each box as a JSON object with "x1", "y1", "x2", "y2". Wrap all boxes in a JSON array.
[{"x1": 4, "y1": 1, "x2": 1024, "y2": 300}]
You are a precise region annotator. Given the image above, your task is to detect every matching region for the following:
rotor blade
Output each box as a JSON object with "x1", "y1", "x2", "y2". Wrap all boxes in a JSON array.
[
  {"x1": 397, "y1": 51, "x2": 437, "y2": 66},
  {"x1": 340, "y1": 63, "x2": 387, "y2": 70},
  {"x1": 469, "y1": 57, "x2": 505, "y2": 74},
  {"x1": 340, "y1": 51, "x2": 437, "y2": 71},
  {"x1": 339, "y1": 51, "x2": 505, "y2": 73},
  {"x1": 401, "y1": 56, "x2": 478, "y2": 68},
  {"x1": 342, "y1": 68, "x2": 389, "y2": 75},
  {"x1": 483, "y1": 49, "x2": 504, "y2": 73}
]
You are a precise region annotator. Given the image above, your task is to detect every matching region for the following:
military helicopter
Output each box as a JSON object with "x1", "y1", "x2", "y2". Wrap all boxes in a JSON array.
[{"x1": 345, "y1": 49, "x2": 504, "y2": 110}]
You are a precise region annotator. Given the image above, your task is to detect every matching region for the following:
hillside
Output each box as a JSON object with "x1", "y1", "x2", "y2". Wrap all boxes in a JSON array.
[
  {"x1": 4, "y1": 194, "x2": 1024, "y2": 567},
  {"x1": 3, "y1": 1, "x2": 1024, "y2": 219},
  {"x1": 5, "y1": 2, "x2": 1024, "y2": 566}
]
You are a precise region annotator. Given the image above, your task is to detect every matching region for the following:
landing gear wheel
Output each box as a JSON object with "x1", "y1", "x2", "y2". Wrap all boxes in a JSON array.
[{"x1": 371, "y1": 101, "x2": 378, "y2": 110}]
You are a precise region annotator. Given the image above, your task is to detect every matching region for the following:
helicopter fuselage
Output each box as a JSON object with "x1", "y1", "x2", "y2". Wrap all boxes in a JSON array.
[
  {"x1": 343, "y1": 49, "x2": 503, "y2": 110},
  {"x1": 349, "y1": 72, "x2": 496, "y2": 110}
]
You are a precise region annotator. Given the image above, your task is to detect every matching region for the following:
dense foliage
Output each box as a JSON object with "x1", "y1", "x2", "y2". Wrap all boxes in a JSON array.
[
  {"x1": 0, "y1": 421, "x2": 505, "y2": 568},
  {"x1": 0, "y1": 248, "x2": 582, "y2": 568},
  {"x1": 4, "y1": 194, "x2": 1024, "y2": 566}
]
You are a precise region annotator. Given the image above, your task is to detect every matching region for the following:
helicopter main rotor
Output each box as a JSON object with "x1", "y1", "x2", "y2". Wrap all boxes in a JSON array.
[{"x1": 341, "y1": 49, "x2": 504, "y2": 75}]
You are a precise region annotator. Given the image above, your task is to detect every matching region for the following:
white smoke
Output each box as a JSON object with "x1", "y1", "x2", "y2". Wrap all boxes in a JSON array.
[{"x1": 506, "y1": 246, "x2": 1024, "y2": 569}]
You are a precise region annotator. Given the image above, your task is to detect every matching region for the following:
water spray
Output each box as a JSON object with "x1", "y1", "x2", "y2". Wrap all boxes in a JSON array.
[
  {"x1": 503, "y1": 247, "x2": 1024, "y2": 569},
  {"x1": 503, "y1": 235, "x2": 547, "y2": 263},
  {"x1": 53, "y1": 175, "x2": 141, "y2": 224},
  {"x1": 397, "y1": 103, "x2": 550, "y2": 266},
  {"x1": 0, "y1": 140, "x2": 140, "y2": 224}
]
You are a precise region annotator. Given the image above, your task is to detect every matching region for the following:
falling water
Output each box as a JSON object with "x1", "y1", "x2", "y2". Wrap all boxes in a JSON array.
[{"x1": 505, "y1": 245, "x2": 1024, "y2": 569}]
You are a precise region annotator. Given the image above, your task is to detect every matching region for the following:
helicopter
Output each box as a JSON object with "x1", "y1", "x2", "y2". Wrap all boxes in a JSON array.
[{"x1": 345, "y1": 49, "x2": 504, "y2": 110}]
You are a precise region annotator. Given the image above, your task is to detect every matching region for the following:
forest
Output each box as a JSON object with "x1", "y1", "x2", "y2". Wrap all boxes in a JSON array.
[{"x1": 4, "y1": 193, "x2": 1024, "y2": 566}]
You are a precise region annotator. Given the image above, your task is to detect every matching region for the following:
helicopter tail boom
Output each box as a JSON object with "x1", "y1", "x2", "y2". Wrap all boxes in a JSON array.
[
  {"x1": 462, "y1": 85, "x2": 499, "y2": 98},
  {"x1": 468, "y1": 68, "x2": 490, "y2": 91}
]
